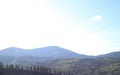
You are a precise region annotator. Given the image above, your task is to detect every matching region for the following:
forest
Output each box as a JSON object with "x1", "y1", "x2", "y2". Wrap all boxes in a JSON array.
[
  {"x1": 1, "y1": 57, "x2": 120, "y2": 75},
  {"x1": 0, "y1": 61, "x2": 73, "y2": 75}
]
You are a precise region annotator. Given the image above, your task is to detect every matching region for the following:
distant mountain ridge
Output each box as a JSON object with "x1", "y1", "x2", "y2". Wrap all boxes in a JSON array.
[
  {"x1": 0, "y1": 46, "x2": 120, "y2": 58},
  {"x1": 0, "y1": 46, "x2": 120, "y2": 66},
  {"x1": 0, "y1": 46, "x2": 91, "y2": 58},
  {"x1": 98, "y1": 51, "x2": 120, "y2": 58}
]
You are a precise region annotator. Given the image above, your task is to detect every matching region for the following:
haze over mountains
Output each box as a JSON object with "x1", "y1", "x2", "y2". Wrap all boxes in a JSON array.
[
  {"x1": 0, "y1": 46, "x2": 120, "y2": 64},
  {"x1": 0, "y1": 46, "x2": 120, "y2": 58},
  {"x1": 0, "y1": 46, "x2": 91, "y2": 58},
  {"x1": 0, "y1": 46, "x2": 90, "y2": 64}
]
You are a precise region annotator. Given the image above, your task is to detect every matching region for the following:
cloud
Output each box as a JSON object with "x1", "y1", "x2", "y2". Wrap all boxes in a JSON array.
[{"x1": 91, "y1": 15, "x2": 103, "y2": 21}]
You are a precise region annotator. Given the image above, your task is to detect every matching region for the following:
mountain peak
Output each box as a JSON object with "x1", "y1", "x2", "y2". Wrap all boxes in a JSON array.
[{"x1": 41, "y1": 46, "x2": 63, "y2": 49}]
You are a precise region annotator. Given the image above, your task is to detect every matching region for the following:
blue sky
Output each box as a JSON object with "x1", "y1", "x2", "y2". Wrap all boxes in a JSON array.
[
  {"x1": 47, "y1": 0, "x2": 120, "y2": 54},
  {"x1": 0, "y1": 0, "x2": 120, "y2": 55},
  {"x1": 50, "y1": 0, "x2": 120, "y2": 29}
]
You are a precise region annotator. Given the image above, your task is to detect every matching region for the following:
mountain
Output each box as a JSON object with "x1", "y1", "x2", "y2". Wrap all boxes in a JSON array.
[
  {"x1": 0, "y1": 47, "x2": 120, "y2": 75},
  {"x1": 98, "y1": 51, "x2": 120, "y2": 58},
  {"x1": 0, "y1": 46, "x2": 93, "y2": 64},
  {"x1": 1, "y1": 46, "x2": 120, "y2": 65},
  {"x1": 28, "y1": 46, "x2": 91, "y2": 58},
  {"x1": 0, "y1": 46, "x2": 91, "y2": 59},
  {"x1": 0, "y1": 47, "x2": 29, "y2": 56}
]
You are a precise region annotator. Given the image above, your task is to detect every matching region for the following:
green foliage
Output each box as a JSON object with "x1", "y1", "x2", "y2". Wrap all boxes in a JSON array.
[
  {"x1": 56, "y1": 64, "x2": 73, "y2": 71},
  {"x1": 100, "y1": 63, "x2": 120, "y2": 75},
  {"x1": 39, "y1": 58, "x2": 120, "y2": 75},
  {"x1": 1, "y1": 57, "x2": 120, "y2": 75}
]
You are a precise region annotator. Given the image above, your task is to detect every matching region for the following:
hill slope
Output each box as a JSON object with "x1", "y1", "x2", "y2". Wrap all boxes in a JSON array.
[
  {"x1": 98, "y1": 51, "x2": 120, "y2": 58},
  {"x1": 0, "y1": 46, "x2": 93, "y2": 64},
  {"x1": 0, "y1": 46, "x2": 90, "y2": 58}
]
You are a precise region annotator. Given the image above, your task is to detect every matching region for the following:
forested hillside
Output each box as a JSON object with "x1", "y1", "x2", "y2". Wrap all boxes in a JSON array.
[
  {"x1": 38, "y1": 58, "x2": 120, "y2": 75},
  {"x1": 1, "y1": 57, "x2": 120, "y2": 75},
  {"x1": 0, "y1": 62, "x2": 72, "y2": 75}
]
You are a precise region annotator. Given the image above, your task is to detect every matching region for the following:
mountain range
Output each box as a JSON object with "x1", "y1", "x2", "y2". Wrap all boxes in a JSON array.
[
  {"x1": 0, "y1": 46, "x2": 91, "y2": 58},
  {"x1": 0, "y1": 46, "x2": 120, "y2": 75},
  {"x1": 0, "y1": 46, "x2": 120, "y2": 64}
]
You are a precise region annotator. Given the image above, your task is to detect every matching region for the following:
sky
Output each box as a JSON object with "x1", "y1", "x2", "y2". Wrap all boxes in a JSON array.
[{"x1": 0, "y1": 0, "x2": 120, "y2": 55}]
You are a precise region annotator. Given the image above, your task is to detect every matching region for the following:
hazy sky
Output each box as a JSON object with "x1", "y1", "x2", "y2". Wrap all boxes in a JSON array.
[{"x1": 0, "y1": 0, "x2": 120, "y2": 55}]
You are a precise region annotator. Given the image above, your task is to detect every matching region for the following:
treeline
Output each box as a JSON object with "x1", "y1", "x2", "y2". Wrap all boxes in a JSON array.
[
  {"x1": 0, "y1": 62, "x2": 73, "y2": 75},
  {"x1": 1, "y1": 59, "x2": 120, "y2": 75},
  {"x1": 43, "y1": 58, "x2": 120, "y2": 75}
]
